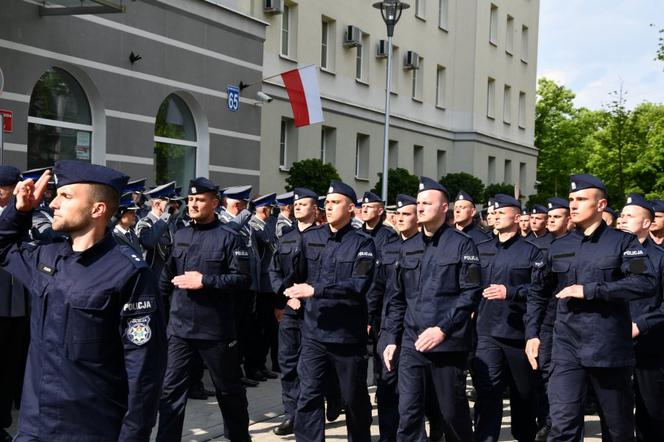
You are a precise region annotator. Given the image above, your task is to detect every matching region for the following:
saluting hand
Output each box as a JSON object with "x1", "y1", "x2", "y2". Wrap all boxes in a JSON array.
[
  {"x1": 172, "y1": 271, "x2": 204, "y2": 290},
  {"x1": 525, "y1": 338, "x2": 540, "y2": 370},
  {"x1": 482, "y1": 284, "x2": 507, "y2": 300},
  {"x1": 556, "y1": 284, "x2": 584, "y2": 299},
  {"x1": 383, "y1": 344, "x2": 397, "y2": 372},
  {"x1": 13, "y1": 170, "x2": 51, "y2": 212},
  {"x1": 284, "y1": 283, "x2": 315, "y2": 299},
  {"x1": 414, "y1": 326, "x2": 445, "y2": 352}
]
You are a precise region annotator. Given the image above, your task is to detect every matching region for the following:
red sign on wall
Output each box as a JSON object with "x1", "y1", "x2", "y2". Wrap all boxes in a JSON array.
[{"x1": 0, "y1": 110, "x2": 12, "y2": 133}]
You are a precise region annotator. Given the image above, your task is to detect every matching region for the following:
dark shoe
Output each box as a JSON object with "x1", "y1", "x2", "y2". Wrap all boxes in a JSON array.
[
  {"x1": 535, "y1": 425, "x2": 550, "y2": 442},
  {"x1": 273, "y1": 418, "x2": 294, "y2": 436},
  {"x1": 241, "y1": 377, "x2": 260, "y2": 387},
  {"x1": 1, "y1": 430, "x2": 13, "y2": 442},
  {"x1": 246, "y1": 370, "x2": 267, "y2": 382},
  {"x1": 326, "y1": 397, "x2": 342, "y2": 422},
  {"x1": 202, "y1": 387, "x2": 215, "y2": 396},
  {"x1": 187, "y1": 386, "x2": 208, "y2": 400},
  {"x1": 260, "y1": 368, "x2": 279, "y2": 379}
]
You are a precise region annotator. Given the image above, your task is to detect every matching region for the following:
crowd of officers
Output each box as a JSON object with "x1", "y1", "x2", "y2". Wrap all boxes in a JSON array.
[{"x1": 0, "y1": 160, "x2": 663, "y2": 442}]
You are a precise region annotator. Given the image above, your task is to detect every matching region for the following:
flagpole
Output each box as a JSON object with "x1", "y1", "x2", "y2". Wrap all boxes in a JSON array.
[
  {"x1": 381, "y1": 36, "x2": 393, "y2": 203},
  {"x1": 239, "y1": 64, "x2": 317, "y2": 90}
]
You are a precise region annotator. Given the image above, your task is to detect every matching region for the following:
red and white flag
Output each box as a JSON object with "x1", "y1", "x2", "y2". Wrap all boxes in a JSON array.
[{"x1": 281, "y1": 65, "x2": 324, "y2": 127}]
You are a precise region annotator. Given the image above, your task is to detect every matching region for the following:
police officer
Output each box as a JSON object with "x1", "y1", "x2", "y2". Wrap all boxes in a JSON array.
[
  {"x1": 649, "y1": 199, "x2": 664, "y2": 246},
  {"x1": 156, "y1": 177, "x2": 251, "y2": 442},
  {"x1": 275, "y1": 192, "x2": 295, "y2": 238},
  {"x1": 0, "y1": 166, "x2": 28, "y2": 442},
  {"x1": 384, "y1": 177, "x2": 482, "y2": 442},
  {"x1": 113, "y1": 196, "x2": 143, "y2": 255},
  {"x1": 248, "y1": 193, "x2": 280, "y2": 379},
  {"x1": 453, "y1": 191, "x2": 491, "y2": 245},
  {"x1": 534, "y1": 196, "x2": 571, "y2": 441},
  {"x1": 286, "y1": 181, "x2": 376, "y2": 441},
  {"x1": 124, "y1": 178, "x2": 149, "y2": 219},
  {"x1": 136, "y1": 181, "x2": 179, "y2": 275},
  {"x1": 473, "y1": 194, "x2": 545, "y2": 442},
  {"x1": 519, "y1": 208, "x2": 532, "y2": 238},
  {"x1": 0, "y1": 161, "x2": 166, "y2": 441},
  {"x1": 525, "y1": 174, "x2": 656, "y2": 441},
  {"x1": 360, "y1": 191, "x2": 396, "y2": 251},
  {"x1": 269, "y1": 187, "x2": 318, "y2": 436},
  {"x1": 527, "y1": 204, "x2": 553, "y2": 247},
  {"x1": 602, "y1": 206, "x2": 618, "y2": 227},
  {"x1": 619, "y1": 194, "x2": 664, "y2": 442}
]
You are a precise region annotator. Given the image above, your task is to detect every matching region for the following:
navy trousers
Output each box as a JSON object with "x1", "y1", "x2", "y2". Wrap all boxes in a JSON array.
[{"x1": 634, "y1": 354, "x2": 664, "y2": 442}]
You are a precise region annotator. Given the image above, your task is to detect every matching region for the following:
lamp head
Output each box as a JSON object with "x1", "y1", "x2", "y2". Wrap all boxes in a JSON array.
[{"x1": 373, "y1": 0, "x2": 410, "y2": 36}]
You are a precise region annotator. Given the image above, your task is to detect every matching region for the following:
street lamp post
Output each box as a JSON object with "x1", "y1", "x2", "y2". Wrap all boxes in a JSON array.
[{"x1": 373, "y1": 0, "x2": 409, "y2": 203}]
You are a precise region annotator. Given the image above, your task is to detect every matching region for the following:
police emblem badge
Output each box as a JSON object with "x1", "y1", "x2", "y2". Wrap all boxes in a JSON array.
[{"x1": 126, "y1": 316, "x2": 152, "y2": 345}]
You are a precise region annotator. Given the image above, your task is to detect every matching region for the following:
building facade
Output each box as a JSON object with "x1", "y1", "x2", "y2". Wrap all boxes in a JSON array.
[
  {"x1": 237, "y1": 0, "x2": 540, "y2": 198},
  {"x1": 0, "y1": 0, "x2": 266, "y2": 189}
]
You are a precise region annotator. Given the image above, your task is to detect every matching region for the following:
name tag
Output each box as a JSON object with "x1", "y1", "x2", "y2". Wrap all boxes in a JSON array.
[{"x1": 38, "y1": 263, "x2": 54, "y2": 275}]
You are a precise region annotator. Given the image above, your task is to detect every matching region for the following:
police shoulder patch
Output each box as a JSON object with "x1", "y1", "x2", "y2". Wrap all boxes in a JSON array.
[{"x1": 126, "y1": 316, "x2": 152, "y2": 345}]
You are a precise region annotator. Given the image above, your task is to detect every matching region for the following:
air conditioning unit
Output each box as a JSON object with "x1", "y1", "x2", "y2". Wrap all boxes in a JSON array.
[
  {"x1": 344, "y1": 25, "x2": 362, "y2": 47},
  {"x1": 404, "y1": 50, "x2": 420, "y2": 69},
  {"x1": 376, "y1": 40, "x2": 388, "y2": 58},
  {"x1": 264, "y1": 0, "x2": 283, "y2": 14}
]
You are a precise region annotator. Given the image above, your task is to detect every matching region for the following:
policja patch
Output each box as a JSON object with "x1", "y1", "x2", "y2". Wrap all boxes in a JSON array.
[{"x1": 126, "y1": 316, "x2": 152, "y2": 345}]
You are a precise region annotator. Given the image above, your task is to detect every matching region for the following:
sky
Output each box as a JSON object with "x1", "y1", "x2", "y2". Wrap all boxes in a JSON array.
[{"x1": 537, "y1": 0, "x2": 664, "y2": 110}]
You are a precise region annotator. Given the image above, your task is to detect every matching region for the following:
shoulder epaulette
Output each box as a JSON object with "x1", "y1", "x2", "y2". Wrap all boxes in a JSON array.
[{"x1": 117, "y1": 245, "x2": 148, "y2": 269}]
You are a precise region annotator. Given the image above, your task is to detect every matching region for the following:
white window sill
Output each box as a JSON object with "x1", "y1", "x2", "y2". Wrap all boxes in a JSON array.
[
  {"x1": 354, "y1": 176, "x2": 370, "y2": 182},
  {"x1": 412, "y1": 97, "x2": 423, "y2": 104},
  {"x1": 438, "y1": 26, "x2": 448, "y2": 33},
  {"x1": 279, "y1": 166, "x2": 290, "y2": 172},
  {"x1": 355, "y1": 78, "x2": 370, "y2": 86},
  {"x1": 436, "y1": 104, "x2": 446, "y2": 111},
  {"x1": 320, "y1": 67, "x2": 336, "y2": 76},
  {"x1": 279, "y1": 54, "x2": 298, "y2": 63}
]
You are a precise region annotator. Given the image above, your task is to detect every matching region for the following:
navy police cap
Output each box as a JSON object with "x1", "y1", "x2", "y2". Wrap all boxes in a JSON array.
[
  {"x1": 624, "y1": 193, "x2": 654, "y2": 217},
  {"x1": 21, "y1": 166, "x2": 51, "y2": 183},
  {"x1": 547, "y1": 197, "x2": 569, "y2": 211},
  {"x1": 144, "y1": 181, "x2": 176, "y2": 200},
  {"x1": 317, "y1": 195, "x2": 326, "y2": 210},
  {"x1": 224, "y1": 185, "x2": 252, "y2": 201},
  {"x1": 396, "y1": 194, "x2": 416, "y2": 209},
  {"x1": 531, "y1": 204, "x2": 548, "y2": 215},
  {"x1": 327, "y1": 180, "x2": 357, "y2": 203},
  {"x1": 455, "y1": 190, "x2": 475, "y2": 206},
  {"x1": 252, "y1": 192, "x2": 277, "y2": 207},
  {"x1": 189, "y1": 177, "x2": 219, "y2": 195},
  {"x1": 0, "y1": 165, "x2": 23, "y2": 186},
  {"x1": 276, "y1": 191, "x2": 294, "y2": 206},
  {"x1": 650, "y1": 199, "x2": 664, "y2": 214},
  {"x1": 53, "y1": 160, "x2": 128, "y2": 195},
  {"x1": 493, "y1": 193, "x2": 521, "y2": 210},
  {"x1": 604, "y1": 207, "x2": 618, "y2": 220},
  {"x1": 362, "y1": 191, "x2": 383, "y2": 205},
  {"x1": 521, "y1": 207, "x2": 530, "y2": 215},
  {"x1": 418, "y1": 176, "x2": 450, "y2": 200},
  {"x1": 570, "y1": 173, "x2": 607, "y2": 193},
  {"x1": 293, "y1": 187, "x2": 318, "y2": 202},
  {"x1": 124, "y1": 178, "x2": 147, "y2": 194}
]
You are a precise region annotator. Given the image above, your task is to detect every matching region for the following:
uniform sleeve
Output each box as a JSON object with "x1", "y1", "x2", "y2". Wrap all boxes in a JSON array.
[
  {"x1": 201, "y1": 235, "x2": 252, "y2": 290},
  {"x1": 383, "y1": 261, "x2": 407, "y2": 345},
  {"x1": 118, "y1": 269, "x2": 167, "y2": 442},
  {"x1": 158, "y1": 247, "x2": 176, "y2": 299},
  {"x1": 269, "y1": 236, "x2": 303, "y2": 309},
  {"x1": 583, "y1": 237, "x2": 657, "y2": 302},
  {"x1": 525, "y1": 249, "x2": 554, "y2": 339},
  {"x1": 365, "y1": 258, "x2": 386, "y2": 330},
  {"x1": 311, "y1": 238, "x2": 376, "y2": 299},
  {"x1": 136, "y1": 214, "x2": 169, "y2": 249},
  {"x1": 634, "y1": 257, "x2": 664, "y2": 335},
  {"x1": 436, "y1": 239, "x2": 482, "y2": 335},
  {"x1": 0, "y1": 200, "x2": 40, "y2": 287},
  {"x1": 506, "y1": 248, "x2": 546, "y2": 302}
]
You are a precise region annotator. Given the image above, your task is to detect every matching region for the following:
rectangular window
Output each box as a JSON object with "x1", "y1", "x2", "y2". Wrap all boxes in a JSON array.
[
  {"x1": 487, "y1": 77, "x2": 496, "y2": 119},
  {"x1": 506, "y1": 15, "x2": 514, "y2": 54},
  {"x1": 356, "y1": 41, "x2": 363, "y2": 80},
  {"x1": 437, "y1": 150, "x2": 447, "y2": 178},
  {"x1": 438, "y1": 0, "x2": 449, "y2": 30},
  {"x1": 279, "y1": 119, "x2": 287, "y2": 167},
  {"x1": 521, "y1": 25, "x2": 529, "y2": 63},
  {"x1": 503, "y1": 84, "x2": 512, "y2": 124},
  {"x1": 321, "y1": 20, "x2": 329, "y2": 69},
  {"x1": 436, "y1": 65, "x2": 446, "y2": 108},
  {"x1": 488, "y1": 156, "x2": 496, "y2": 183},
  {"x1": 280, "y1": 118, "x2": 297, "y2": 169},
  {"x1": 355, "y1": 134, "x2": 370, "y2": 179},
  {"x1": 412, "y1": 58, "x2": 423, "y2": 101},
  {"x1": 388, "y1": 140, "x2": 398, "y2": 169},
  {"x1": 416, "y1": 0, "x2": 425, "y2": 20},
  {"x1": 281, "y1": 4, "x2": 290, "y2": 56},
  {"x1": 519, "y1": 162, "x2": 527, "y2": 191},
  {"x1": 489, "y1": 4, "x2": 498, "y2": 46},
  {"x1": 414, "y1": 145, "x2": 424, "y2": 176},
  {"x1": 321, "y1": 126, "x2": 336, "y2": 164},
  {"x1": 504, "y1": 159, "x2": 512, "y2": 184},
  {"x1": 391, "y1": 45, "x2": 399, "y2": 95},
  {"x1": 518, "y1": 91, "x2": 527, "y2": 129},
  {"x1": 320, "y1": 127, "x2": 327, "y2": 162}
]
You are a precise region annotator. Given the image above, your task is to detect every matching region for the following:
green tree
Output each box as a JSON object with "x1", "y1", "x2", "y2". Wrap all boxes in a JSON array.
[
  {"x1": 372, "y1": 168, "x2": 419, "y2": 204},
  {"x1": 656, "y1": 26, "x2": 664, "y2": 63},
  {"x1": 285, "y1": 159, "x2": 341, "y2": 195},
  {"x1": 439, "y1": 172, "x2": 485, "y2": 203},
  {"x1": 483, "y1": 183, "x2": 516, "y2": 203}
]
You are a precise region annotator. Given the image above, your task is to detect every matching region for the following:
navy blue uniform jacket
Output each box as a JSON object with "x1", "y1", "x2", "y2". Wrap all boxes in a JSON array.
[{"x1": 631, "y1": 237, "x2": 664, "y2": 356}]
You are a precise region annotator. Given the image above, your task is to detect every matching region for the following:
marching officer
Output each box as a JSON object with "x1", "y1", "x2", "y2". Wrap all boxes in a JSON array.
[
  {"x1": 156, "y1": 177, "x2": 252, "y2": 442},
  {"x1": 527, "y1": 205, "x2": 553, "y2": 247},
  {"x1": 275, "y1": 192, "x2": 295, "y2": 238},
  {"x1": 383, "y1": 177, "x2": 482, "y2": 442},
  {"x1": 0, "y1": 161, "x2": 166, "y2": 441},
  {"x1": 473, "y1": 194, "x2": 546, "y2": 442},
  {"x1": 136, "y1": 181, "x2": 179, "y2": 275},
  {"x1": 602, "y1": 206, "x2": 618, "y2": 227},
  {"x1": 453, "y1": 191, "x2": 491, "y2": 245},
  {"x1": 619, "y1": 194, "x2": 664, "y2": 441},
  {"x1": 526, "y1": 174, "x2": 656, "y2": 441},
  {"x1": 286, "y1": 181, "x2": 376, "y2": 441},
  {"x1": 113, "y1": 196, "x2": 143, "y2": 255},
  {"x1": 360, "y1": 191, "x2": 396, "y2": 251},
  {"x1": 649, "y1": 199, "x2": 664, "y2": 245},
  {"x1": 519, "y1": 208, "x2": 532, "y2": 238}
]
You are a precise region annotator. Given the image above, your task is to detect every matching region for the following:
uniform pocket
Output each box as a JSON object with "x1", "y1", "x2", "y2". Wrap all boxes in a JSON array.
[
  {"x1": 433, "y1": 256, "x2": 460, "y2": 295},
  {"x1": 66, "y1": 289, "x2": 118, "y2": 362}
]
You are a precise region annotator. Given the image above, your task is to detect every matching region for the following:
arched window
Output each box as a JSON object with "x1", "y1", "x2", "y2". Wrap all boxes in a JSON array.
[
  {"x1": 28, "y1": 67, "x2": 93, "y2": 168},
  {"x1": 154, "y1": 94, "x2": 197, "y2": 186}
]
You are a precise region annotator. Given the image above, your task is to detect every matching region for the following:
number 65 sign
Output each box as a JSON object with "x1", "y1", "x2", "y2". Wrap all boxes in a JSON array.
[{"x1": 227, "y1": 85, "x2": 240, "y2": 112}]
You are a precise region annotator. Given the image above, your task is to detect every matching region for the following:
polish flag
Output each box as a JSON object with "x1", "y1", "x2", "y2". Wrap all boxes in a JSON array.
[{"x1": 281, "y1": 65, "x2": 324, "y2": 127}]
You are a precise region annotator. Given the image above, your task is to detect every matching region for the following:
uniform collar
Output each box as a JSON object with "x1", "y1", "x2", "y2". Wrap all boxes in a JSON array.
[
  {"x1": 65, "y1": 231, "x2": 116, "y2": 263},
  {"x1": 461, "y1": 223, "x2": 476, "y2": 234},
  {"x1": 327, "y1": 222, "x2": 353, "y2": 241},
  {"x1": 192, "y1": 218, "x2": 220, "y2": 230},
  {"x1": 496, "y1": 232, "x2": 520, "y2": 248},
  {"x1": 577, "y1": 219, "x2": 607, "y2": 242},
  {"x1": 363, "y1": 221, "x2": 383, "y2": 236},
  {"x1": 423, "y1": 222, "x2": 447, "y2": 245},
  {"x1": 251, "y1": 215, "x2": 266, "y2": 229}
]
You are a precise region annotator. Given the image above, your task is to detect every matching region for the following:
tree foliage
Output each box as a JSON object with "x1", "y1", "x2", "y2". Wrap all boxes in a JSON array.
[
  {"x1": 483, "y1": 183, "x2": 516, "y2": 203},
  {"x1": 285, "y1": 159, "x2": 341, "y2": 195},
  {"x1": 439, "y1": 172, "x2": 485, "y2": 203},
  {"x1": 372, "y1": 168, "x2": 420, "y2": 204}
]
